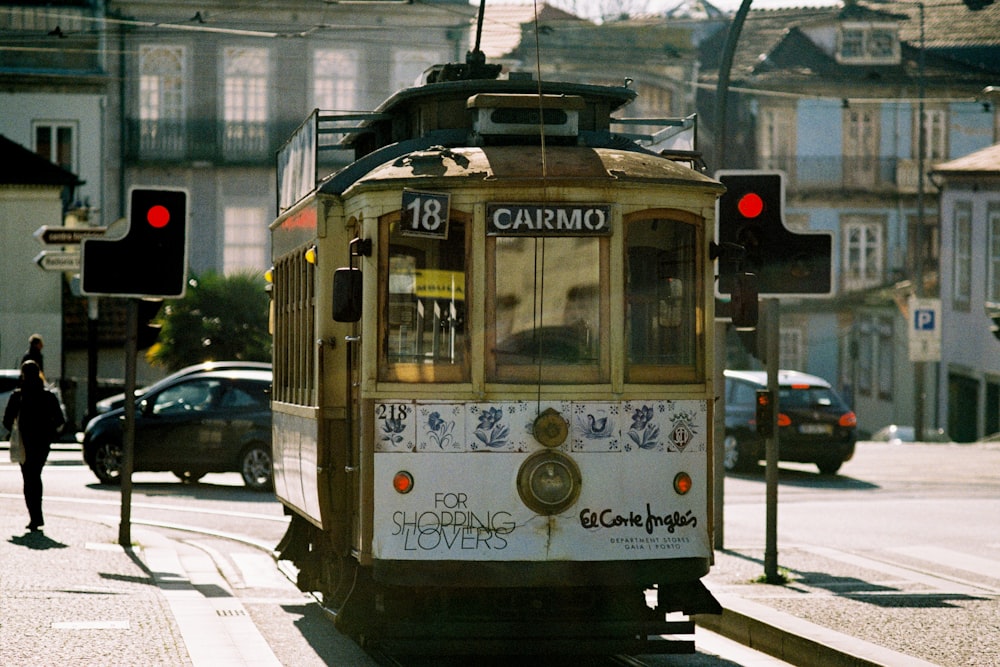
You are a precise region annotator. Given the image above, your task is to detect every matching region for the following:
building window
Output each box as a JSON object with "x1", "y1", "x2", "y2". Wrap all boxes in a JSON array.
[
  {"x1": 779, "y1": 327, "x2": 804, "y2": 370},
  {"x1": 223, "y1": 47, "x2": 269, "y2": 158},
  {"x1": 953, "y1": 201, "x2": 972, "y2": 309},
  {"x1": 758, "y1": 104, "x2": 796, "y2": 173},
  {"x1": 223, "y1": 206, "x2": 268, "y2": 274},
  {"x1": 33, "y1": 122, "x2": 76, "y2": 172},
  {"x1": 312, "y1": 49, "x2": 359, "y2": 111},
  {"x1": 869, "y1": 29, "x2": 895, "y2": 58},
  {"x1": 843, "y1": 105, "x2": 879, "y2": 186},
  {"x1": 988, "y1": 203, "x2": 1000, "y2": 304},
  {"x1": 842, "y1": 217, "x2": 884, "y2": 291},
  {"x1": 915, "y1": 107, "x2": 947, "y2": 162},
  {"x1": 139, "y1": 45, "x2": 186, "y2": 156},
  {"x1": 837, "y1": 23, "x2": 900, "y2": 64},
  {"x1": 840, "y1": 28, "x2": 864, "y2": 59}
]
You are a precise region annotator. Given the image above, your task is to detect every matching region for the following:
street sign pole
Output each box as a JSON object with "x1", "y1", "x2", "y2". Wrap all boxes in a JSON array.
[
  {"x1": 762, "y1": 298, "x2": 782, "y2": 582},
  {"x1": 119, "y1": 299, "x2": 138, "y2": 548}
]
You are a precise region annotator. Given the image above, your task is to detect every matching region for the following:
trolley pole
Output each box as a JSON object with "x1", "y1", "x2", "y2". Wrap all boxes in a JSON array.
[{"x1": 763, "y1": 298, "x2": 781, "y2": 582}]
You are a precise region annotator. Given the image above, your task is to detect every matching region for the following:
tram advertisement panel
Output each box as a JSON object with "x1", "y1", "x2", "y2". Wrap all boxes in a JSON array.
[{"x1": 371, "y1": 399, "x2": 710, "y2": 561}]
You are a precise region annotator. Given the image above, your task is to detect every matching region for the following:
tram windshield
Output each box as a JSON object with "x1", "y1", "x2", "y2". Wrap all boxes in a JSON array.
[
  {"x1": 489, "y1": 236, "x2": 607, "y2": 383},
  {"x1": 377, "y1": 209, "x2": 701, "y2": 385}
]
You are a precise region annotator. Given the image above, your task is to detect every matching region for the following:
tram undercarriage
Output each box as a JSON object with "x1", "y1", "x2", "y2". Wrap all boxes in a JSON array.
[{"x1": 276, "y1": 515, "x2": 720, "y2": 655}]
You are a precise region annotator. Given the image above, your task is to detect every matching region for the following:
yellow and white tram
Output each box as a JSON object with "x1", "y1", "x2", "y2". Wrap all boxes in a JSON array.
[{"x1": 269, "y1": 61, "x2": 724, "y2": 654}]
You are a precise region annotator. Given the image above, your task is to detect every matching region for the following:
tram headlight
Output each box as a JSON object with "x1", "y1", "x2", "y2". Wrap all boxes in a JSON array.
[
  {"x1": 517, "y1": 450, "x2": 581, "y2": 515},
  {"x1": 393, "y1": 470, "x2": 414, "y2": 494},
  {"x1": 673, "y1": 471, "x2": 693, "y2": 495}
]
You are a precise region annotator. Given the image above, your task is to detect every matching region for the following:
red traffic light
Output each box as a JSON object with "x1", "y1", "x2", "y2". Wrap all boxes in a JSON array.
[
  {"x1": 81, "y1": 187, "x2": 188, "y2": 298},
  {"x1": 147, "y1": 205, "x2": 171, "y2": 228},
  {"x1": 737, "y1": 192, "x2": 764, "y2": 218},
  {"x1": 716, "y1": 171, "x2": 833, "y2": 297}
]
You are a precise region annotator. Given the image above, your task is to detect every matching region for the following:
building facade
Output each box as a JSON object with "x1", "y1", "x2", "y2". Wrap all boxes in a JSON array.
[
  {"x1": 935, "y1": 142, "x2": 1000, "y2": 441},
  {"x1": 695, "y1": 0, "x2": 1000, "y2": 436}
]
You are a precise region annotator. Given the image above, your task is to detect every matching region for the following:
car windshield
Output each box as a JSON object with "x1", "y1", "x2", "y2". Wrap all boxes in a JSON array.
[
  {"x1": 779, "y1": 386, "x2": 841, "y2": 410},
  {"x1": 150, "y1": 379, "x2": 223, "y2": 415}
]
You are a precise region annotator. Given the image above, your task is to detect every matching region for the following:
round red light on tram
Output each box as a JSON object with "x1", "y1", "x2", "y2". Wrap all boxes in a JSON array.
[
  {"x1": 673, "y1": 472, "x2": 693, "y2": 495},
  {"x1": 147, "y1": 204, "x2": 171, "y2": 228},
  {"x1": 737, "y1": 192, "x2": 764, "y2": 218},
  {"x1": 393, "y1": 471, "x2": 414, "y2": 494}
]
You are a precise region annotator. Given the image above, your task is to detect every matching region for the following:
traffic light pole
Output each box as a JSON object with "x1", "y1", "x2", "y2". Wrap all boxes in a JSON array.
[
  {"x1": 763, "y1": 298, "x2": 781, "y2": 582},
  {"x1": 118, "y1": 299, "x2": 137, "y2": 547}
]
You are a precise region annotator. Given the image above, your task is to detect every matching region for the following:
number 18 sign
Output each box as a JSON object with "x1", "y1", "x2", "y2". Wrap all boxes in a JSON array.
[{"x1": 401, "y1": 189, "x2": 450, "y2": 239}]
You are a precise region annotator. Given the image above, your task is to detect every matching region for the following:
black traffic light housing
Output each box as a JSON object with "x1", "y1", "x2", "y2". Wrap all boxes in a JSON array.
[
  {"x1": 755, "y1": 389, "x2": 775, "y2": 438},
  {"x1": 716, "y1": 171, "x2": 832, "y2": 297},
  {"x1": 82, "y1": 188, "x2": 188, "y2": 299}
]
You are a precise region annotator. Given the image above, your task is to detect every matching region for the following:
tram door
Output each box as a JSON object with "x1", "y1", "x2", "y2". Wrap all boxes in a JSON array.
[{"x1": 385, "y1": 219, "x2": 466, "y2": 370}]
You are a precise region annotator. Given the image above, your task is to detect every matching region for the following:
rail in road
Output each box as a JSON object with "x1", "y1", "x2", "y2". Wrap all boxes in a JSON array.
[{"x1": 5, "y1": 440, "x2": 999, "y2": 664}]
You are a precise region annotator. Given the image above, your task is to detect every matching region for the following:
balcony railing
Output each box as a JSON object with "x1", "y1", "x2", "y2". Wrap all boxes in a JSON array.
[
  {"x1": 125, "y1": 118, "x2": 300, "y2": 165},
  {"x1": 756, "y1": 155, "x2": 938, "y2": 193}
]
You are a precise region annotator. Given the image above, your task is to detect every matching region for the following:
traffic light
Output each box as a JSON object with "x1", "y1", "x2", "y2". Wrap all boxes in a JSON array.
[
  {"x1": 755, "y1": 389, "x2": 775, "y2": 438},
  {"x1": 82, "y1": 188, "x2": 188, "y2": 298},
  {"x1": 716, "y1": 171, "x2": 832, "y2": 297}
]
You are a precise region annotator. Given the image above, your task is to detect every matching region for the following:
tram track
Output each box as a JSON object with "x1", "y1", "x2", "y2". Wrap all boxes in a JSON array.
[
  {"x1": 9, "y1": 494, "x2": 733, "y2": 666},
  {"x1": 365, "y1": 650, "x2": 655, "y2": 667}
]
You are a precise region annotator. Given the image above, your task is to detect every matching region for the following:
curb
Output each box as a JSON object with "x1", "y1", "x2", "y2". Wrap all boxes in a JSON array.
[{"x1": 695, "y1": 595, "x2": 940, "y2": 667}]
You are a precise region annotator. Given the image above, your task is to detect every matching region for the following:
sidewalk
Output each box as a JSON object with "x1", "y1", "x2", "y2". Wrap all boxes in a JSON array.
[
  {"x1": 697, "y1": 545, "x2": 998, "y2": 667},
  {"x1": 1, "y1": 513, "x2": 193, "y2": 666},
  {"x1": 0, "y1": 509, "x2": 294, "y2": 667}
]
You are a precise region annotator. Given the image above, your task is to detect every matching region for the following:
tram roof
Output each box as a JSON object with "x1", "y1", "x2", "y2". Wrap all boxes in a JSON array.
[
  {"x1": 278, "y1": 63, "x2": 711, "y2": 209},
  {"x1": 336, "y1": 144, "x2": 723, "y2": 192}
]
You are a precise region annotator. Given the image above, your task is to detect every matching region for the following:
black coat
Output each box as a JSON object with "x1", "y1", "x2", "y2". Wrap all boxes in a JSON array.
[{"x1": 3, "y1": 387, "x2": 64, "y2": 448}]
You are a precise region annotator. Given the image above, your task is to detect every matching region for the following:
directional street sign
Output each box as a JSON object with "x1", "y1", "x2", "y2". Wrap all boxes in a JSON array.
[
  {"x1": 34, "y1": 250, "x2": 81, "y2": 272},
  {"x1": 34, "y1": 225, "x2": 105, "y2": 245}
]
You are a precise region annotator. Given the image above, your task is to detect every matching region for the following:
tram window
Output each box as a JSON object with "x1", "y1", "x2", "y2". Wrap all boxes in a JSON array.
[
  {"x1": 380, "y1": 215, "x2": 468, "y2": 382},
  {"x1": 488, "y1": 236, "x2": 608, "y2": 383},
  {"x1": 625, "y1": 215, "x2": 702, "y2": 382}
]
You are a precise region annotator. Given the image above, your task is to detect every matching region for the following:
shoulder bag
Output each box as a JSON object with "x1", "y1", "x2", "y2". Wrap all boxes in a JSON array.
[{"x1": 9, "y1": 417, "x2": 25, "y2": 464}]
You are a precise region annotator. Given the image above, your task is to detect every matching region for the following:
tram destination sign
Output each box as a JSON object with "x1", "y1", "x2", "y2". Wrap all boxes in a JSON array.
[
  {"x1": 401, "y1": 190, "x2": 451, "y2": 239},
  {"x1": 487, "y1": 203, "x2": 611, "y2": 236}
]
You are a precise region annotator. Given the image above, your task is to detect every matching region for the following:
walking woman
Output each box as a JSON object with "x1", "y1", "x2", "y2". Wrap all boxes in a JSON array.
[{"x1": 3, "y1": 360, "x2": 64, "y2": 531}]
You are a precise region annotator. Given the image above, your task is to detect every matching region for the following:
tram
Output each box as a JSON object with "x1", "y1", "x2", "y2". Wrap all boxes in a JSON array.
[{"x1": 268, "y1": 54, "x2": 725, "y2": 654}]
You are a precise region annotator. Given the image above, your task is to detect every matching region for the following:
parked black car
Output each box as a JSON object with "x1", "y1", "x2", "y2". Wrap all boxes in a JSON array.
[
  {"x1": 82, "y1": 368, "x2": 273, "y2": 490},
  {"x1": 723, "y1": 369, "x2": 857, "y2": 475},
  {"x1": 94, "y1": 360, "x2": 271, "y2": 414}
]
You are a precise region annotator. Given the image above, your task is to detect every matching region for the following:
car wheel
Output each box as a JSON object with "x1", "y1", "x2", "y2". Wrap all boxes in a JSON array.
[
  {"x1": 816, "y1": 459, "x2": 842, "y2": 475},
  {"x1": 240, "y1": 443, "x2": 273, "y2": 491},
  {"x1": 92, "y1": 440, "x2": 123, "y2": 485},
  {"x1": 173, "y1": 470, "x2": 207, "y2": 484},
  {"x1": 723, "y1": 433, "x2": 755, "y2": 472}
]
